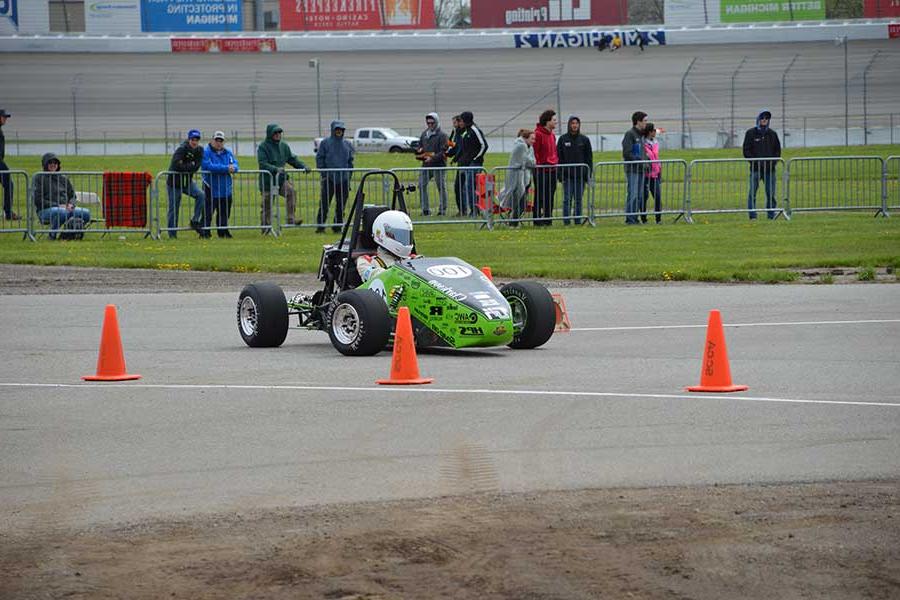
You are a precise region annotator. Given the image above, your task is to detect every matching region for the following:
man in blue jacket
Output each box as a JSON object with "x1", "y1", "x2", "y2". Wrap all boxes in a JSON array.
[
  {"x1": 202, "y1": 131, "x2": 239, "y2": 238},
  {"x1": 315, "y1": 120, "x2": 355, "y2": 233}
]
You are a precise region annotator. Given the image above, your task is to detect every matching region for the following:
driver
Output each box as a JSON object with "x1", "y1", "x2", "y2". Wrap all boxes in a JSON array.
[{"x1": 356, "y1": 210, "x2": 415, "y2": 283}]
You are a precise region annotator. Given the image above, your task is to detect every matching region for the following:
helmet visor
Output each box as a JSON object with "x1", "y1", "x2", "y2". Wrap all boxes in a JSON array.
[{"x1": 383, "y1": 223, "x2": 413, "y2": 247}]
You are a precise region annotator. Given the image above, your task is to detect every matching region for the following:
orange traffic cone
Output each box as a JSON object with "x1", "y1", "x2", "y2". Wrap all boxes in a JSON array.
[
  {"x1": 685, "y1": 310, "x2": 747, "y2": 393},
  {"x1": 377, "y1": 307, "x2": 433, "y2": 385},
  {"x1": 83, "y1": 304, "x2": 141, "y2": 381},
  {"x1": 552, "y1": 293, "x2": 571, "y2": 333},
  {"x1": 480, "y1": 266, "x2": 493, "y2": 281}
]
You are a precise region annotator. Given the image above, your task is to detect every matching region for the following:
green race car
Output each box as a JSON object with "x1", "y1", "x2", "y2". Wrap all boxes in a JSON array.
[{"x1": 237, "y1": 171, "x2": 556, "y2": 356}]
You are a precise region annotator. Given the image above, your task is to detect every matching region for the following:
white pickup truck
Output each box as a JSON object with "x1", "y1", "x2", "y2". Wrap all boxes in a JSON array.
[{"x1": 314, "y1": 127, "x2": 420, "y2": 154}]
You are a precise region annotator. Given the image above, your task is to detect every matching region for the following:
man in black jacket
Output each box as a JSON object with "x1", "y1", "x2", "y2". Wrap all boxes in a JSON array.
[
  {"x1": 166, "y1": 129, "x2": 207, "y2": 238},
  {"x1": 742, "y1": 109, "x2": 781, "y2": 220},
  {"x1": 557, "y1": 115, "x2": 593, "y2": 225},
  {"x1": 621, "y1": 111, "x2": 648, "y2": 224},
  {"x1": 453, "y1": 111, "x2": 488, "y2": 217},
  {"x1": 0, "y1": 109, "x2": 19, "y2": 221}
]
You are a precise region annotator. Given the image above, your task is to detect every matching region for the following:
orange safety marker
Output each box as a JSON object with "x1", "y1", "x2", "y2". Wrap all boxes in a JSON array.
[
  {"x1": 83, "y1": 304, "x2": 141, "y2": 381},
  {"x1": 480, "y1": 266, "x2": 493, "y2": 281},
  {"x1": 377, "y1": 307, "x2": 433, "y2": 386},
  {"x1": 551, "y1": 293, "x2": 571, "y2": 332},
  {"x1": 685, "y1": 309, "x2": 747, "y2": 393}
]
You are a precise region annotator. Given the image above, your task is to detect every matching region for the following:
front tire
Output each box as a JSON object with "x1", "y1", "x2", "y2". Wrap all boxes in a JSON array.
[
  {"x1": 388, "y1": 146, "x2": 403, "y2": 153},
  {"x1": 328, "y1": 289, "x2": 392, "y2": 356},
  {"x1": 500, "y1": 281, "x2": 556, "y2": 349},
  {"x1": 237, "y1": 282, "x2": 289, "y2": 347}
]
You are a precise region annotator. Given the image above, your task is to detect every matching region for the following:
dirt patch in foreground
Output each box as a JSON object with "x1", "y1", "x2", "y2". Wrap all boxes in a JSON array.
[{"x1": 2, "y1": 481, "x2": 898, "y2": 600}]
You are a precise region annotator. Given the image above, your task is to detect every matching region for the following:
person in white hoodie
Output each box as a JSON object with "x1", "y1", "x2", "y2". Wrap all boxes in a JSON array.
[
  {"x1": 497, "y1": 128, "x2": 536, "y2": 227},
  {"x1": 415, "y1": 112, "x2": 449, "y2": 216}
]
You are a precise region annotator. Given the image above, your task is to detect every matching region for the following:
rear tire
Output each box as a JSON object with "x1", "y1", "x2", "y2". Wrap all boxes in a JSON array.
[
  {"x1": 500, "y1": 281, "x2": 555, "y2": 349},
  {"x1": 237, "y1": 282, "x2": 289, "y2": 347},
  {"x1": 328, "y1": 289, "x2": 392, "y2": 356}
]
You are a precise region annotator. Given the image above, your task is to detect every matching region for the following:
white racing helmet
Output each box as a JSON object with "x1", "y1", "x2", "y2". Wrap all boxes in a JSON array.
[{"x1": 372, "y1": 210, "x2": 414, "y2": 259}]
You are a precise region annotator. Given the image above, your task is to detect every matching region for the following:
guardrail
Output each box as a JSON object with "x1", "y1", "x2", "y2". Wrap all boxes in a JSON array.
[
  {"x1": 785, "y1": 156, "x2": 887, "y2": 217},
  {"x1": 9, "y1": 155, "x2": 895, "y2": 240}
]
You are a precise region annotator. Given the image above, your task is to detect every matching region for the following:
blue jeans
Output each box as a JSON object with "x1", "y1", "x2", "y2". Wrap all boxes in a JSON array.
[
  {"x1": 39, "y1": 207, "x2": 91, "y2": 239},
  {"x1": 166, "y1": 182, "x2": 206, "y2": 237},
  {"x1": 460, "y1": 169, "x2": 477, "y2": 217},
  {"x1": 747, "y1": 170, "x2": 777, "y2": 219},
  {"x1": 625, "y1": 171, "x2": 644, "y2": 224},
  {"x1": 419, "y1": 168, "x2": 448, "y2": 215},
  {"x1": 562, "y1": 178, "x2": 585, "y2": 225}
]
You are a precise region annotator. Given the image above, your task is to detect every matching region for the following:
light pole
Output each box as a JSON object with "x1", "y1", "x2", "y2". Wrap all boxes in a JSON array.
[
  {"x1": 309, "y1": 58, "x2": 322, "y2": 138},
  {"x1": 835, "y1": 36, "x2": 849, "y2": 146}
]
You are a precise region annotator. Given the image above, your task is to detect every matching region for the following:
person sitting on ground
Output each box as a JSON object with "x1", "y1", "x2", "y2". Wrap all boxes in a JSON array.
[
  {"x1": 356, "y1": 210, "x2": 415, "y2": 284},
  {"x1": 31, "y1": 152, "x2": 91, "y2": 240}
]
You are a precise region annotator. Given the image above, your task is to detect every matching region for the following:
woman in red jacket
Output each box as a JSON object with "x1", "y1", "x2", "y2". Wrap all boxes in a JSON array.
[{"x1": 532, "y1": 109, "x2": 559, "y2": 226}]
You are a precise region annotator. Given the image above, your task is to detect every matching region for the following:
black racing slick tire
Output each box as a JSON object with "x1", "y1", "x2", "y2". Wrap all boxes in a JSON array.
[
  {"x1": 328, "y1": 289, "x2": 392, "y2": 356},
  {"x1": 237, "y1": 282, "x2": 289, "y2": 348},
  {"x1": 500, "y1": 281, "x2": 556, "y2": 350}
]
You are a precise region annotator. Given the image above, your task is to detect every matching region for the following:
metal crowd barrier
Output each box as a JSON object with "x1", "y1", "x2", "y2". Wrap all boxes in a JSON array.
[
  {"x1": 283, "y1": 167, "x2": 381, "y2": 231},
  {"x1": 154, "y1": 169, "x2": 275, "y2": 238},
  {"x1": 785, "y1": 156, "x2": 887, "y2": 217},
  {"x1": 593, "y1": 159, "x2": 687, "y2": 223},
  {"x1": 687, "y1": 158, "x2": 787, "y2": 221},
  {"x1": 887, "y1": 155, "x2": 899, "y2": 213},
  {"x1": 0, "y1": 170, "x2": 30, "y2": 236},
  {"x1": 490, "y1": 163, "x2": 594, "y2": 227},
  {"x1": 391, "y1": 166, "x2": 488, "y2": 225},
  {"x1": 29, "y1": 170, "x2": 154, "y2": 240}
]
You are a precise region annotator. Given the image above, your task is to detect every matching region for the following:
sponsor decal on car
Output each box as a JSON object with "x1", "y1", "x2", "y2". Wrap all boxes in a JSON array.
[
  {"x1": 458, "y1": 326, "x2": 485, "y2": 337},
  {"x1": 426, "y1": 264, "x2": 473, "y2": 279},
  {"x1": 493, "y1": 326, "x2": 508, "y2": 336},
  {"x1": 428, "y1": 280, "x2": 467, "y2": 302}
]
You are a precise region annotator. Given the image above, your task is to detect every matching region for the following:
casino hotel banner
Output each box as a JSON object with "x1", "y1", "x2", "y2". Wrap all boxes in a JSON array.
[
  {"x1": 864, "y1": 0, "x2": 900, "y2": 17},
  {"x1": 720, "y1": 0, "x2": 826, "y2": 23},
  {"x1": 471, "y1": 0, "x2": 627, "y2": 28},
  {"x1": 141, "y1": 0, "x2": 243, "y2": 32},
  {"x1": 280, "y1": 0, "x2": 435, "y2": 31}
]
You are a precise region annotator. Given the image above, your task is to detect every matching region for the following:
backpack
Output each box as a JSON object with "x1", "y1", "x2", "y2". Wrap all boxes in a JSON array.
[{"x1": 59, "y1": 215, "x2": 85, "y2": 240}]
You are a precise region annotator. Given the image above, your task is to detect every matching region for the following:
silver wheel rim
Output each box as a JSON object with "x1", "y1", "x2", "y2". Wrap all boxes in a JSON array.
[
  {"x1": 508, "y1": 296, "x2": 527, "y2": 334},
  {"x1": 332, "y1": 303, "x2": 361, "y2": 345},
  {"x1": 239, "y1": 296, "x2": 258, "y2": 337}
]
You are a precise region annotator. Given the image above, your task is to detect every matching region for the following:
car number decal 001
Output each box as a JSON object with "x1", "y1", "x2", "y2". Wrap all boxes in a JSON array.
[{"x1": 426, "y1": 264, "x2": 472, "y2": 279}]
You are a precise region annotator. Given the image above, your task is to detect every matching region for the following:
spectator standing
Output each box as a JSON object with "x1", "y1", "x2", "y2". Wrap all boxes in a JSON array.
[
  {"x1": 622, "y1": 111, "x2": 648, "y2": 225},
  {"x1": 556, "y1": 115, "x2": 593, "y2": 225},
  {"x1": 532, "y1": 109, "x2": 559, "y2": 226},
  {"x1": 446, "y1": 114, "x2": 464, "y2": 215},
  {"x1": 315, "y1": 120, "x2": 355, "y2": 233},
  {"x1": 202, "y1": 131, "x2": 239, "y2": 238},
  {"x1": 454, "y1": 111, "x2": 488, "y2": 217},
  {"x1": 257, "y1": 124, "x2": 308, "y2": 232},
  {"x1": 31, "y1": 153, "x2": 91, "y2": 240},
  {"x1": 497, "y1": 128, "x2": 536, "y2": 227},
  {"x1": 742, "y1": 109, "x2": 781, "y2": 220},
  {"x1": 166, "y1": 129, "x2": 206, "y2": 239},
  {"x1": 642, "y1": 123, "x2": 662, "y2": 224},
  {"x1": 415, "y1": 112, "x2": 449, "y2": 216},
  {"x1": 0, "y1": 109, "x2": 19, "y2": 221}
]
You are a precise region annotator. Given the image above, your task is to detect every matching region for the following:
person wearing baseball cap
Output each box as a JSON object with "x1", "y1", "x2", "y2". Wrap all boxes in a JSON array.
[
  {"x1": 165, "y1": 128, "x2": 206, "y2": 238},
  {"x1": 201, "y1": 130, "x2": 239, "y2": 238},
  {"x1": 0, "y1": 108, "x2": 19, "y2": 221}
]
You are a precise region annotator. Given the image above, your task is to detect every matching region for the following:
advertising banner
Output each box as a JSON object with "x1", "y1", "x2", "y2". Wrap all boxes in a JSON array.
[
  {"x1": 864, "y1": 0, "x2": 900, "y2": 17},
  {"x1": 720, "y1": 0, "x2": 825, "y2": 22},
  {"x1": 140, "y1": 0, "x2": 243, "y2": 32},
  {"x1": 86, "y1": 1, "x2": 142, "y2": 34},
  {"x1": 280, "y1": 0, "x2": 435, "y2": 31},
  {"x1": 0, "y1": 0, "x2": 17, "y2": 29},
  {"x1": 172, "y1": 37, "x2": 278, "y2": 52},
  {"x1": 471, "y1": 0, "x2": 627, "y2": 28},
  {"x1": 890, "y1": 23, "x2": 900, "y2": 37},
  {"x1": 514, "y1": 29, "x2": 665, "y2": 48},
  {"x1": 0, "y1": 0, "x2": 50, "y2": 34}
]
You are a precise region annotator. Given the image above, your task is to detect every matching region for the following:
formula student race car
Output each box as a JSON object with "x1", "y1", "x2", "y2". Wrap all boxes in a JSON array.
[{"x1": 237, "y1": 171, "x2": 556, "y2": 356}]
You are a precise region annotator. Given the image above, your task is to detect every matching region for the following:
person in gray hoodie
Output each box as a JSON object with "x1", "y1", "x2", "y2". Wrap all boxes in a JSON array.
[
  {"x1": 415, "y1": 112, "x2": 449, "y2": 216},
  {"x1": 497, "y1": 128, "x2": 536, "y2": 227},
  {"x1": 315, "y1": 120, "x2": 355, "y2": 233},
  {"x1": 31, "y1": 153, "x2": 91, "y2": 240}
]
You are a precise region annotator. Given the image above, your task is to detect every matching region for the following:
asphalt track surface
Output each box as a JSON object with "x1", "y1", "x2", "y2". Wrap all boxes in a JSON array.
[
  {"x1": 1, "y1": 281, "x2": 898, "y2": 533},
  {"x1": 3, "y1": 40, "x2": 899, "y2": 138}
]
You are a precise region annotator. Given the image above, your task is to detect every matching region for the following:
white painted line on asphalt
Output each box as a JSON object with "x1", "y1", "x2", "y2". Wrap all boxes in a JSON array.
[
  {"x1": 1, "y1": 382, "x2": 899, "y2": 409},
  {"x1": 571, "y1": 318, "x2": 900, "y2": 332}
]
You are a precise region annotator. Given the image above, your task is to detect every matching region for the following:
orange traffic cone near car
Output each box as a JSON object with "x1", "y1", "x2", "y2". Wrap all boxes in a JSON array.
[
  {"x1": 377, "y1": 307, "x2": 433, "y2": 386},
  {"x1": 83, "y1": 304, "x2": 141, "y2": 381},
  {"x1": 685, "y1": 309, "x2": 747, "y2": 393}
]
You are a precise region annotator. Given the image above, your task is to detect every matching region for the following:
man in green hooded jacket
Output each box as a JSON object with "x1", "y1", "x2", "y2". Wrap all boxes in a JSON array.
[{"x1": 257, "y1": 124, "x2": 309, "y2": 230}]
